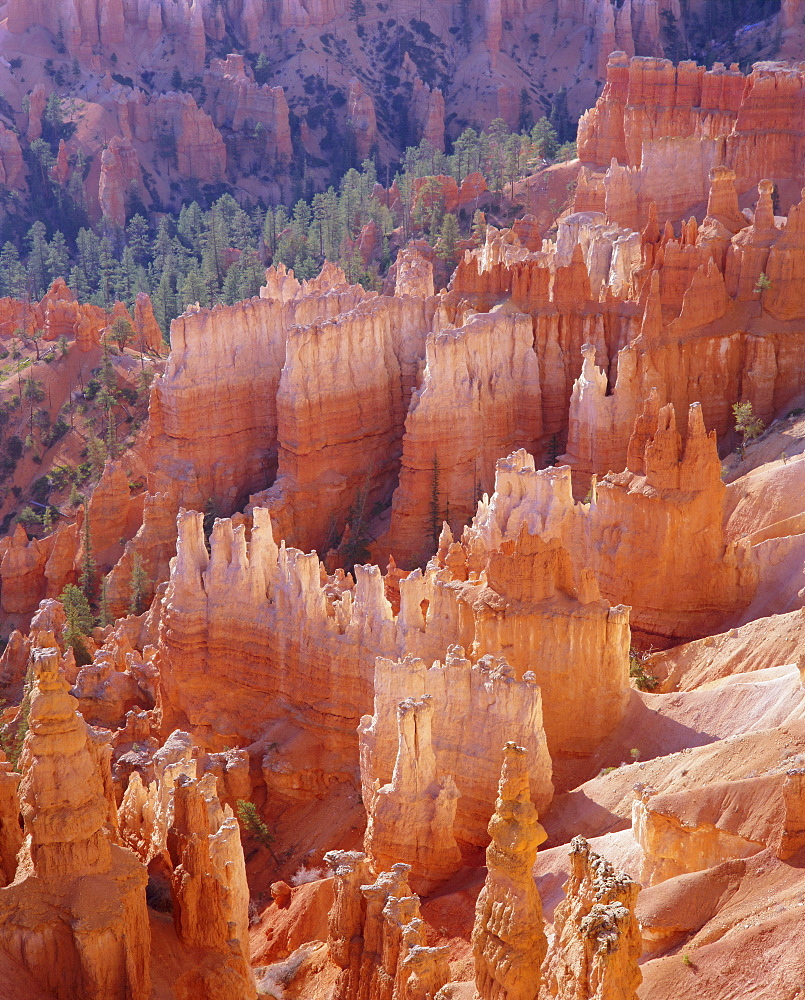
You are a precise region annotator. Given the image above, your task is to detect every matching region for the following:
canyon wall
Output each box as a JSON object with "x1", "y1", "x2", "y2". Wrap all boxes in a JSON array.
[
  {"x1": 579, "y1": 53, "x2": 805, "y2": 218},
  {"x1": 156, "y1": 495, "x2": 629, "y2": 801}
]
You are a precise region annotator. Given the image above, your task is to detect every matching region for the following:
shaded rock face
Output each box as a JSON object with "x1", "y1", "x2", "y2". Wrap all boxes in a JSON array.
[
  {"x1": 148, "y1": 263, "x2": 370, "y2": 521},
  {"x1": 204, "y1": 54, "x2": 292, "y2": 160},
  {"x1": 117, "y1": 728, "x2": 254, "y2": 997},
  {"x1": 385, "y1": 310, "x2": 542, "y2": 561},
  {"x1": 99, "y1": 135, "x2": 147, "y2": 227},
  {"x1": 0, "y1": 647, "x2": 151, "y2": 1000},
  {"x1": 472, "y1": 743, "x2": 548, "y2": 1000},
  {"x1": 540, "y1": 837, "x2": 642, "y2": 1000}
]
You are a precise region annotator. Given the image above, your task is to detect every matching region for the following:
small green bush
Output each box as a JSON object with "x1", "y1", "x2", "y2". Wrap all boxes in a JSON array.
[
  {"x1": 236, "y1": 800, "x2": 277, "y2": 861},
  {"x1": 629, "y1": 648, "x2": 659, "y2": 691}
]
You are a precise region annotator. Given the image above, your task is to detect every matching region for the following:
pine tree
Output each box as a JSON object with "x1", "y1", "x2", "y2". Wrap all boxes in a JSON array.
[
  {"x1": 98, "y1": 576, "x2": 112, "y2": 627},
  {"x1": 129, "y1": 554, "x2": 148, "y2": 615},
  {"x1": 79, "y1": 508, "x2": 97, "y2": 602},
  {"x1": 429, "y1": 454, "x2": 441, "y2": 546},
  {"x1": 518, "y1": 87, "x2": 533, "y2": 132},
  {"x1": 733, "y1": 401, "x2": 764, "y2": 458},
  {"x1": 0, "y1": 244, "x2": 25, "y2": 298},
  {"x1": 108, "y1": 316, "x2": 133, "y2": 350},
  {"x1": 530, "y1": 118, "x2": 558, "y2": 162},
  {"x1": 26, "y1": 222, "x2": 49, "y2": 298},
  {"x1": 548, "y1": 87, "x2": 574, "y2": 144},
  {"x1": 23, "y1": 375, "x2": 45, "y2": 438},
  {"x1": 236, "y1": 800, "x2": 278, "y2": 861},
  {"x1": 254, "y1": 53, "x2": 271, "y2": 85},
  {"x1": 126, "y1": 214, "x2": 151, "y2": 265},
  {"x1": 47, "y1": 232, "x2": 70, "y2": 284},
  {"x1": 61, "y1": 583, "x2": 94, "y2": 665},
  {"x1": 105, "y1": 402, "x2": 116, "y2": 458},
  {"x1": 87, "y1": 433, "x2": 107, "y2": 475},
  {"x1": 436, "y1": 213, "x2": 460, "y2": 267},
  {"x1": 472, "y1": 210, "x2": 487, "y2": 244},
  {"x1": 349, "y1": 0, "x2": 366, "y2": 21}
]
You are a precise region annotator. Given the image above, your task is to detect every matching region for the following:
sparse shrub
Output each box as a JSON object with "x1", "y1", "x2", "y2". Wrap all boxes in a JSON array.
[
  {"x1": 629, "y1": 647, "x2": 659, "y2": 691},
  {"x1": 290, "y1": 865, "x2": 326, "y2": 886},
  {"x1": 0, "y1": 665, "x2": 33, "y2": 770},
  {"x1": 257, "y1": 947, "x2": 316, "y2": 1000},
  {"x1": 733, "y1": 400, "x2": 764, "y2": 457}
]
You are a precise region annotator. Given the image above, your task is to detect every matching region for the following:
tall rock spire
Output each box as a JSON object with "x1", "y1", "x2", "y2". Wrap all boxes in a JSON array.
[{"x1": 473, "y1": 743, "x2": 547, "y2": 1000}]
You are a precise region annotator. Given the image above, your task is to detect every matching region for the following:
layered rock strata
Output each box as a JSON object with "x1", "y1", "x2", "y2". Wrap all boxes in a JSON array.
[
  {"x1": 157, "y1": 501, "x2": 627, "y2": 803},
  {"x1": 360, "y1": 649, "x2": 553, "y2": 850},
  {"x1": 363, "y1": 695, "x2": 461, "y2": 894},
  {"x1": 258, "y1": 293, "x2": 436, "y2": 553},
  {"x1": 579, "y1": 54, "x2": 804, "y2": 199},
  {"x1": 633, "y1": 766, "x2": 805, "y2": 886},
  {"x1": 204, "y1": 54, "x2": 292, "y2": 161},
  {"x1": 149, "y1": 263, "x2": 369, "y2": 517},
  {"x1": 520, "y1": 405, "x2": 756, "y2": 642},
  {"x1": 385, "y1": 311, "x2": 542, "y2": 561},
  {"x1": 168, "y1": 772, "x2": 255, "y2": 999}
]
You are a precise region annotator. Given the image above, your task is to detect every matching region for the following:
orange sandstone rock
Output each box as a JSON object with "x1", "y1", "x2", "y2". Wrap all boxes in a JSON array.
[
  {"x1": 363, "y1": 695, "x2": 462, "y2": 895},
  {"x1": 0, "y1": 756, "x2": 22, "y2": 887},
  {"x1": 168, "y1": 773, "x2": 255, "y2": 999},
  {"x1": 0, "y1": 647, "x2": 151, "y2": 1000},
  {"x1": 472, "y1": 743, "x2": 548, "y2": 1000},
  {"x1": 205, "y1": 54, "x2": 292, "y2": 160},
  {"x1": 150, "y1": 264, "x2": 367, "y2": 515},
  {"x1": 347, "y1": 79, "x2": 378, "y2": 161},
  {"x1": 99, "y1": 135, "x2": 147, "y2": 227},
  {"x1": 385, "y1": 310, "x2": 541, "y2": 562},
  {"x1": 133, "y1": 292, "x2": 166, "y2": 353},
  {"x1": 540, "y1": 836, "x2": 641, "y2": 1000},
  {"x1": 360, "y1": 649, "x2": 553, "y2": 850},
  {"x1": 0, "y1": 525, "x2": 49, "y2": 615},
  {"x1": 324, "y1": 855, "x2": 449, "y2": 1000}
]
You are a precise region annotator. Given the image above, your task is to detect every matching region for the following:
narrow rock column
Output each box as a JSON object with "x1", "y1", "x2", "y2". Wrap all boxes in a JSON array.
[
  {"x1": 0, "y1": 647, "x2": 151, "y2": 1000},
  {"x1": 325, "y1": 854, "x2": 449, "y2": 1000},
  {"x1": 325, "y1": 850, "x2": 374, "y2": 1000},
  {"x1": 540, "y1": 836, "x2": 641, "y2": 1000},
  {"x1": 365, "y1": 695, "x2": 462, "y2": 894},
  {"x1": 168, "y1": 772, "x2": 256, "y2": 1000},
  {"x1": 473, "y1": 743, "x2": 548, "y2": 1000}
]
